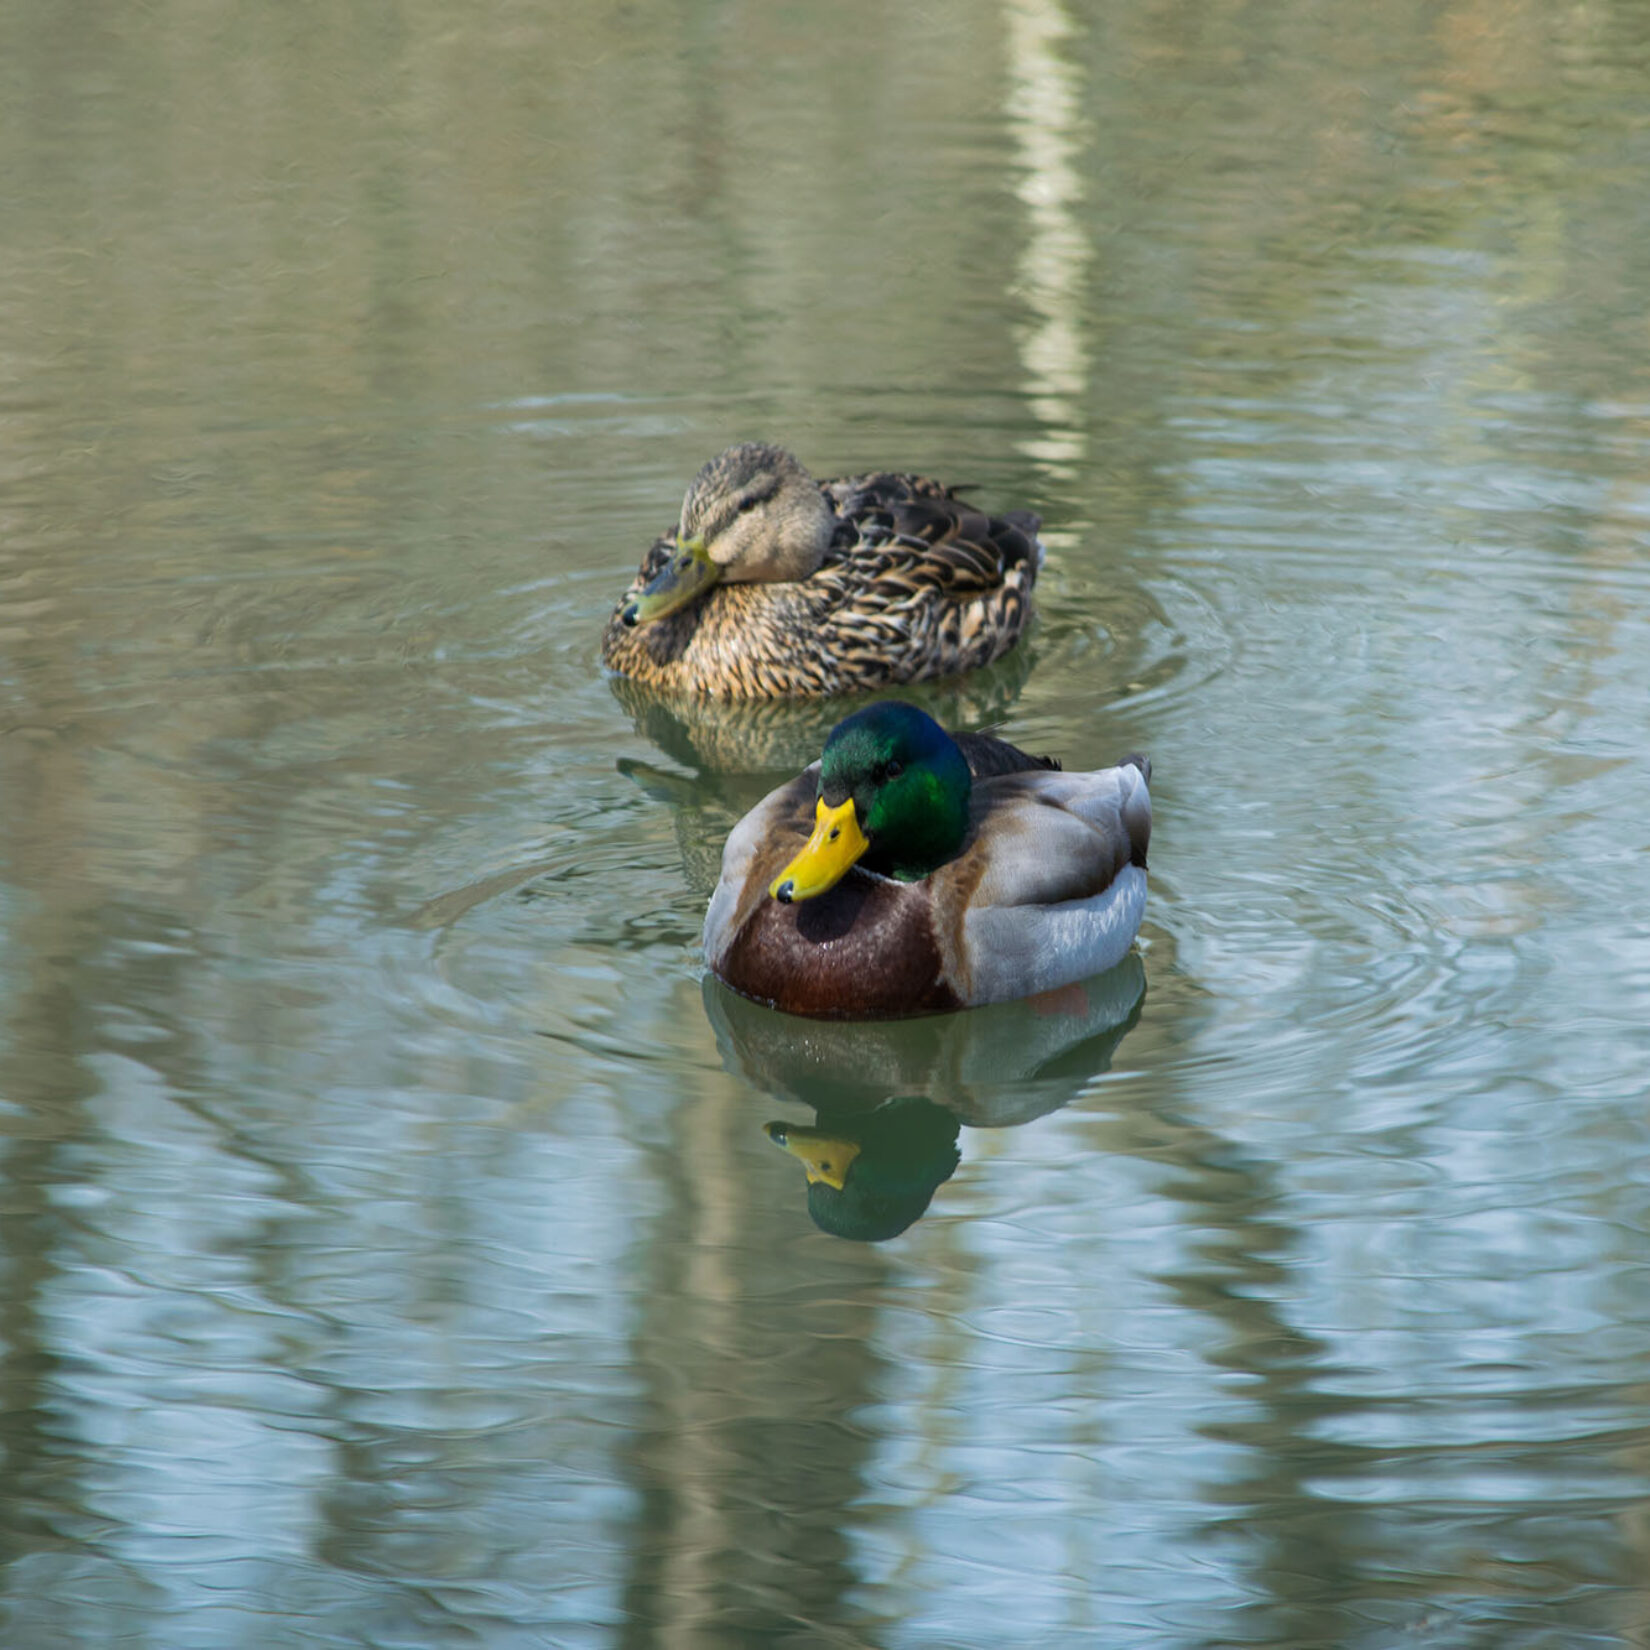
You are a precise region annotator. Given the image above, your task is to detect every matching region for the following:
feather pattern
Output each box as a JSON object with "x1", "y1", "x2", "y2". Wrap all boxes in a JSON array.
[{"x1": 601, "y1": 454, "x2": 1043, "y2": 700}]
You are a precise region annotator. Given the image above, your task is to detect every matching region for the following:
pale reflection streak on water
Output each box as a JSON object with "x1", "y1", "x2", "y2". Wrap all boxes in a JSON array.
[{"x1": 3, "y1": 0, "x2": 1650, "y2": 1645}]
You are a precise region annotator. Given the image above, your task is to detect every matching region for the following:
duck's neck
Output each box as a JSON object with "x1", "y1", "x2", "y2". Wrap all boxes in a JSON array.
[{"x1": 861, "y1": 767, "x2": 971, "y2": 882}]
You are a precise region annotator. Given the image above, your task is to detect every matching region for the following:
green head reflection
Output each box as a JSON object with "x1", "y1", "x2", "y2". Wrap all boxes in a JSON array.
[{"x1": 766, "y1": 1097, "x2": 961, "y2": 1243}]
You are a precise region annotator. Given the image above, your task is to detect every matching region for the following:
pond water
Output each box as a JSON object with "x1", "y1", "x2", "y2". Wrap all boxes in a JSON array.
[{"x1": 4, "y1": 1, "x2": 1650, "y2": 1645}]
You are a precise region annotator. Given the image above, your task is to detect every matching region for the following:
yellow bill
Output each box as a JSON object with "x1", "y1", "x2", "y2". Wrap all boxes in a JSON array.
[
  {"x1": 770, "y1": 796, "x2": 870, "y2": 903},
  {"x1": 765, "y1": 1122, "x2": 863, "y2": 1190}
]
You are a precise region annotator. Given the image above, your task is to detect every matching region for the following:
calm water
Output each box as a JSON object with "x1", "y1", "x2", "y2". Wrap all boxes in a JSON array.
[{"x1": 4, "y1": 1, "x2": 1650, "y2": 1645}]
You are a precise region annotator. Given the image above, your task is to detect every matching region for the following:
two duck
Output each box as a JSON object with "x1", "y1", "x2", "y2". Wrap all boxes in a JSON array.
[{"x1": 602, "y1": 441, "x2": 1152, "y2": 1020}]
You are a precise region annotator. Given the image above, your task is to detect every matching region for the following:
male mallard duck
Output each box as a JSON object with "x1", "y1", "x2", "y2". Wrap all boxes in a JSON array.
[
  {"x1": 703, "y1": 701, "x2": 1151, "y2": 1018},
  {"x1": 601, "y1": 443, "x2": 1042, "y2": 699}
]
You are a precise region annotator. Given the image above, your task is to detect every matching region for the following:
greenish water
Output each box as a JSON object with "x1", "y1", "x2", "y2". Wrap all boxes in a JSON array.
[{"x1": 4, "y1": 1, "x2": 1650, "y2": 1645}]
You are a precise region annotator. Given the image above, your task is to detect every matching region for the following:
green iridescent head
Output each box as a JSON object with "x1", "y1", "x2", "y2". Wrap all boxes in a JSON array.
[{"x1": 771, "y1": 702, "x2": 972, "y2": 901}]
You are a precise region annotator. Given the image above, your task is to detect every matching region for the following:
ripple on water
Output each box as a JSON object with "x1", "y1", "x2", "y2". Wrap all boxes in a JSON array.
[
  {"x1": 1034, "y1": 537, "x2": 1237, "y2": 721},
  {"x1": 1140, "y1": 375, "x2": 1650, "y2": 1143}
]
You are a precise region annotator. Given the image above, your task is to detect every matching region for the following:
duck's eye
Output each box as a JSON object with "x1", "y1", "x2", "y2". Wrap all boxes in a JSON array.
[{"x1": 886, "y1": 760, "x2": 902, "y2": 778}]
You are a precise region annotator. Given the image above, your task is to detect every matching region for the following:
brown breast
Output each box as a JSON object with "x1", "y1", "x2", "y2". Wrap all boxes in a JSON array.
[{"x1": 714, "y1": 871, "x2": 964, "y2": 1020}]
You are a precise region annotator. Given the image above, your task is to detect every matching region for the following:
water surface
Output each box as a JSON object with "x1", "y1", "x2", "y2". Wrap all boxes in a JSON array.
[{"x1": 4, "y1": 1, "x2": 1650, "y2": 1645}]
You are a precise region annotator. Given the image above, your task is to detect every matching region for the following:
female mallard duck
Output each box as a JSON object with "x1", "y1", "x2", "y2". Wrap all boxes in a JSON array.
[
  {"x1": 703, "y1": 701, "x2": 1151, "y2": 1018},
  {"x1": 601, "y1": 443, "x2": 1042, "y2": 699}
]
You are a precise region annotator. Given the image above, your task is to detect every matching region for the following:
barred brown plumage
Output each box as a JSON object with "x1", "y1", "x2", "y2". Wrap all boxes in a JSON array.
[{"x1": 599, "y1": 444, "x2": 1043, "y2": 701}]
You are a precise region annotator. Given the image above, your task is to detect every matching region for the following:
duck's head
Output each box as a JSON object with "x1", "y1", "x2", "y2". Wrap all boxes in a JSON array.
[
  {"x1": 621, "y1": 443, "x2": 837, "y2": 627},
  {"x1": 771, "y1": 702, "x2": 972, "y2": 902}
]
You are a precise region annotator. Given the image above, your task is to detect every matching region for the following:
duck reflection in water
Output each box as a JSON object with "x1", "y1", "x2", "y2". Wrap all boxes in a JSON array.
[
  {"x1": 767, "y1": 1099, "x2": 962, "y2": 1243},
  {"x1": 704, "y1": 955, "x2": 1145, "y2": 1241},
  {"x1": 606, "y1": 630, "x2": 1037, "y2": 779}
]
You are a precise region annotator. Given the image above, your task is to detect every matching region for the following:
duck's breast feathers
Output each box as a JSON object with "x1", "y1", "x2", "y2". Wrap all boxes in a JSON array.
[
  {"x1": 709, "y1": 870, "x2": 965, "y2": 1019},
  {"x1": 601, "y1": 565, "x2": 834, "y2": 697},
  {"x1": 702, "y1": 765, "x2": 819, "y2": 965},
  {"x1": 703, "y1": 762, "x2": 965, "y2": 1019}
]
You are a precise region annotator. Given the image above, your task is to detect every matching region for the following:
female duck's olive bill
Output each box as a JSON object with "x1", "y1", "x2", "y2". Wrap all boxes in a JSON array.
[
  {"x1": 770, "y1": 796, "x2": 871, "y2": 903},
  {"x1": 619, "y1": 539, "x2": 720, "y2": 628}
]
